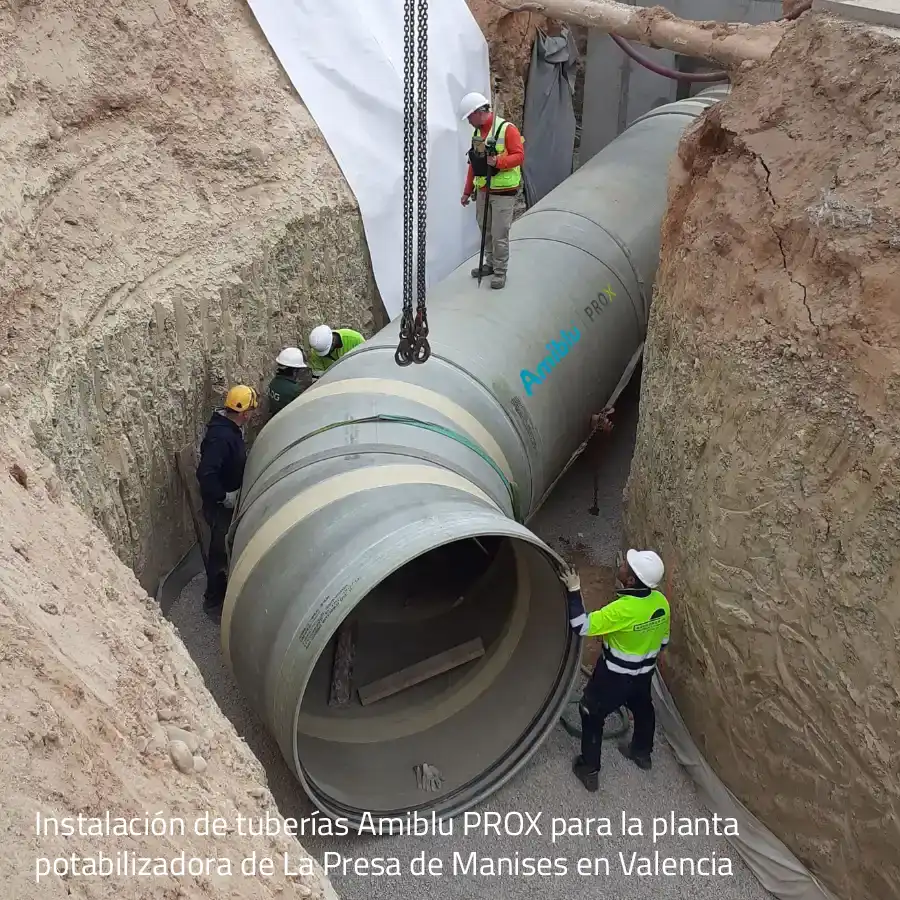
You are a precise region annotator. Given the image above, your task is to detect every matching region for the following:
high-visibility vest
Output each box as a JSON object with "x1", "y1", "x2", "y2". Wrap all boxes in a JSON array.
[
  {"x1": 584, "y1": 589, "x2": 671, "y2": 676},
  {"x1": 473, "y1": 118, "x2": 522, "y2": 191},
  {"x1": 308, "y1": 328, "x2": 365, "y2": 376}
]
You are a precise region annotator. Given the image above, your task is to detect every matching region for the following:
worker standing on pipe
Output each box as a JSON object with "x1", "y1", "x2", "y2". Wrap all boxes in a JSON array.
[
  {"x1": 561, "y1": 549, "x2": 670, "y2": 792},
  {"x1": 307, "y1": 324, "x2": 365, "y2": 379},
  {"x1": 265, "y1": 347, "x2": 313, "y2": 420},
  {"x1": 458, "y1": 91, "x2": 524, "y2": 291},
  {"x1": 196, "y1": 385, "x2": 258, "y2": 615}
]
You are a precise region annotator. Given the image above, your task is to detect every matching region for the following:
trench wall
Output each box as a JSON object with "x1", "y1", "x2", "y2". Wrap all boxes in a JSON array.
[
  {"x1": 1, "y1": 0, "x2": 381, "y2": 590},
  {"x1": 624, "y1": 15, "x2": 900, "y2": 900}
]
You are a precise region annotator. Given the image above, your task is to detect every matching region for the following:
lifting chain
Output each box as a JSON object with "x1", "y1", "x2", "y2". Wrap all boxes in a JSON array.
[{"x1": 395, "y1": 0, "x2": 431, "y2": 366}]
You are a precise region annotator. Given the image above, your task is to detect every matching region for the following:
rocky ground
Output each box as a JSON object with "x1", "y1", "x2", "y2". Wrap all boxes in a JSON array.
[{"x1": 624, "y1": 14, "x2": 900, "y2": 900}]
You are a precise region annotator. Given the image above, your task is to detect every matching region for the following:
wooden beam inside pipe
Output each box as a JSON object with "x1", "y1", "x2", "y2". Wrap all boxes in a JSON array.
[
  {"x1": 328, "y1": 621, "x2": 357, "y2": 707},
  {"x1": 357, "y1": 638, "x2": 486, "y2": 706}
]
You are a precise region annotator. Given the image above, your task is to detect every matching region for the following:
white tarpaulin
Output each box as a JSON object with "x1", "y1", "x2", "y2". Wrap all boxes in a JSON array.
[{"x1": 246, "y1": 0, "x2": 490, "y2": 321}]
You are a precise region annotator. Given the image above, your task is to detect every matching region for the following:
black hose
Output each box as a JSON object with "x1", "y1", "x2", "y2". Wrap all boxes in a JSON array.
[
  {"x1": 608, "y1": 32, "x2": 729, "y2": 83},
  {"x1": 558, "y1": 662, "x2": 630, "y2": 741},
  {"x1": 559, "y1": 701, "x2": 629, "y2": 740}
]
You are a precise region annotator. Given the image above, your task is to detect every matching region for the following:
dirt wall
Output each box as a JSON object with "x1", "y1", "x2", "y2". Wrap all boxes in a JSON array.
[
  {"x1": 466, "y1": 0, "x2": 586, "y2": 129},
  {"x1": 624, "y1": 14, "x2": 900, "y2": 900},
  {"x1": 0, "y1": 432, "x2": 338, "y2": 900},
  {"x1": 1, "y1": 0, "x2": 381, "y2": 591}
]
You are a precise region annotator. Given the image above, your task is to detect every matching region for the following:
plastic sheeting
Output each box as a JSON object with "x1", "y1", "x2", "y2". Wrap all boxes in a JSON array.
[
  {"x1": 522, "y1": 28, "x2": 578, "y2": 207},
  {"x1": 652, "y1": 674, "x2": 840, "y2": 900},
  {"x1": 246, "y1": 0, "x2": 490, "y2": 321}
]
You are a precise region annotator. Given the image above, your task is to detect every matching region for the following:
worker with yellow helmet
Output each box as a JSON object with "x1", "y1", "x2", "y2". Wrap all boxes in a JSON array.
[
  {"x1": 562, "y1": 548, "x2": 670, "y2": 792},
  {"x1": 195, "y1": 384, "x2": 259, "y2": 614}
]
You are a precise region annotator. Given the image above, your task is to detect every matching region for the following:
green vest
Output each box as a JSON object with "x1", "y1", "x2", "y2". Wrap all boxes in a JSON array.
[
  {"x1": 308, "y1": 328, "x2": 366, "y2": 376},
  {"x1": 585, "y1": 589, "x2": 670, "y2": 676},
  {"x1": 473, "y1": 118, "x2": 522, "y2": 191}
]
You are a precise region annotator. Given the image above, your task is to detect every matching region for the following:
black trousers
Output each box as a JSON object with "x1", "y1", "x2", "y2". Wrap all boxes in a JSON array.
[
  {"x1": 202, "y1": 503, "x2": 233, "y2": 606},
  {"x1": 580, "y1": 660, "x2": 656, "y2": 771}
]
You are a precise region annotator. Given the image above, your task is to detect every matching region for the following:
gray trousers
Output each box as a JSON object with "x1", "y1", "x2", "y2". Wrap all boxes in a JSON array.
[{"x1": 475, "y1": 189, "x2": 517, "y2": 275}]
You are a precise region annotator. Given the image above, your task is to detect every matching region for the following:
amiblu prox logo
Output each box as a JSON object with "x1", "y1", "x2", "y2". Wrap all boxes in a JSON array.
[{"x1": 520, "y1": 324, "x2": 581, "y2": 396}]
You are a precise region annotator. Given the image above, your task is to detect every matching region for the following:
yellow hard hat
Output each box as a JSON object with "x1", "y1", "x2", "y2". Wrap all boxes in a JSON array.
[{"x1": 224, "y1": 384, "x2": 259, "y2": 412}]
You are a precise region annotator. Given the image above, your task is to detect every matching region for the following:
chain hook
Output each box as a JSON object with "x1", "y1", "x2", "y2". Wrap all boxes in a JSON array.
[
  {"x1": 395, "y1": 0, "x2": 430, "y2": 367},
  {"x1": 411, "y1": 308, "x2": 431, "y2": 362}
]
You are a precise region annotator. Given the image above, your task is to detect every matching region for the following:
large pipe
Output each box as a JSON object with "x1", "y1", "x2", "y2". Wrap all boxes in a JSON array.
[{"x1": 222, "y1": 86, "x2": 729, "y2": 826}]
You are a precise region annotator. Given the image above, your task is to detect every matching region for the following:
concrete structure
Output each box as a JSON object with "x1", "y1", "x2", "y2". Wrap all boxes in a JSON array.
[{"x1": 580, "y1": 0, "x2": 782, "y2": 161}]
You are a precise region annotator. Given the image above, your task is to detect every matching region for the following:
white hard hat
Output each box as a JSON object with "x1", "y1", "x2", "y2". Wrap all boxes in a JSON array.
[
  {"x1": 626, "y1": 549, "x2": 665, "y2": 589},
  {"x1": 459, "y1": 91, "x2": 490, "y2": 121},
  {"x1": 276, "y1": 346, "x2": 306, "y2": 368},
  {"x1": 309, "y1": 325, "x2": 334, "y2": 356}
]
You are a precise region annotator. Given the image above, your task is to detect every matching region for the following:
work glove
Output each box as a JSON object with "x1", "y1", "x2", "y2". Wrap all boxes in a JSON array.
[
  {"x1": 559, "y1": 563, "x2": 581, "y2": 593},
  {"x1": 222, "y1": 490, "x2": 238, "y2": 509},
  {"x1": 560, "y1": 564, "x2": 587, "y2": 632}
]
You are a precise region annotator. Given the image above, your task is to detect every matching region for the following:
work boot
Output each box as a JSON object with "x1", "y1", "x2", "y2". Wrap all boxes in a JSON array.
[
  {"x1": 572, "y1": 755, "x2": 599, "y2": 793},
  {"x1": 491, "y1": 272, "x2": 506, "y2": 290},
  {"x1": 618, "y1": 743, "x2": 652, "y2": 771},
  {"x1": 471, "y1": 264, "x2": 493, "y2": 279}
]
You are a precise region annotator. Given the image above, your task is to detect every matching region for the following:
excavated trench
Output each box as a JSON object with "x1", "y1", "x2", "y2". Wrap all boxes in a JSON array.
[
  {"x1": 5, "y1": 0, "x2": 730, "y2": 832},
  {"x1": 209, "y1": 86, "x2": 730, "y2": 825}
]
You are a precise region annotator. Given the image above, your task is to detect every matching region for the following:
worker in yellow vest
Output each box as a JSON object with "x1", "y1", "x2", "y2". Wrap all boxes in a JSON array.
[
  {"x1": 458, "y1": 91, "x2": 525, "y2": 290},
  {"x1": 307, "y1": 325, "x2": 365, "y2": 379},
  {"x1": 562, "y1": 548, "x2": 671, "y2": 792}
]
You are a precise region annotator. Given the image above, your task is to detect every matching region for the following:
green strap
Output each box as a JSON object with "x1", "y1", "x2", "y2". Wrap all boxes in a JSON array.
[{"x1": 298, "y1": 414, "x2": 522, "y2": 522}]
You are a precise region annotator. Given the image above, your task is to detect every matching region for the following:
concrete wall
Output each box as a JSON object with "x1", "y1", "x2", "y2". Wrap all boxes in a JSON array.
[{"x1": 580, "y1": 0, "x2": 782, "y2": 162}]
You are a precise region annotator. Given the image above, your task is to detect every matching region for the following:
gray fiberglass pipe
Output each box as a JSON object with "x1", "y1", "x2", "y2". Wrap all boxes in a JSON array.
[{"x1": 221, "y1": 86, "x2": 729, "y2": 826}]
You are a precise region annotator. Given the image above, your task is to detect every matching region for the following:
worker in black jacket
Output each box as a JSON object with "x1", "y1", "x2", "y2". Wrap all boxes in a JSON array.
[{"x1": 196, "y1": 384, "x2": 259, "y2": 614}]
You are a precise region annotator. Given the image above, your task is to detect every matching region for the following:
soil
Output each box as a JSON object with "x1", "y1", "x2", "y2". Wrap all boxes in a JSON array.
[
  {"x1": 0, "y1": 0, "x2": 379, "y2": 591},
  {"x1": 0, "y1": 434, "x2": 336, "y2": 900},
  {"x1": 624, "y1": 13, "x2": 900, "y2": 900},
  {"x1": 0, "y1": 1, "x2": 382, "y2": 897},
  {"x1": 466, "y1": 0, "x2": 587, "y2": 130}
]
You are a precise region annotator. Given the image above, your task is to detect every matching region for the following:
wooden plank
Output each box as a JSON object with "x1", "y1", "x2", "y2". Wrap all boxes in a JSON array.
[
  {"x1": 357, "y1": 638, "x2": 485, "y2": 707},
  {"x1": 175, "y1": 443, "x2": 210, "y2": 568},
  {"x1": 328, "y1": 621, "x2": 357, "y2": 707}
]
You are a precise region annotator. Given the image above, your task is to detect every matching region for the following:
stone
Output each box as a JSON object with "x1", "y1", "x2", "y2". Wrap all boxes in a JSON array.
[
  {"x1": 165, "y1": 725, "x2": 199, "y2": 753},
  {"x1": 168, "y1": 740, "x2": 195, "y2": 774}
]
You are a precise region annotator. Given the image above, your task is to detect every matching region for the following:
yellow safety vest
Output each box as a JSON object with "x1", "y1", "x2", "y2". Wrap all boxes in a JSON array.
[
  {"x1": 473, "y1": 118, "x2": 522, "y2": 191},
  {"x1": 584, "y1": 589, "x2": 671, "y2": 676}
]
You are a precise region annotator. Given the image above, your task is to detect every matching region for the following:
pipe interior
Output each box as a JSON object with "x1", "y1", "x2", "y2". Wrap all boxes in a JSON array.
[{"x1": 295, "y1": 535, "x2": 570, "y2": 815}]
